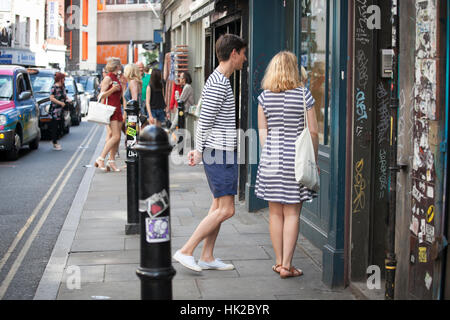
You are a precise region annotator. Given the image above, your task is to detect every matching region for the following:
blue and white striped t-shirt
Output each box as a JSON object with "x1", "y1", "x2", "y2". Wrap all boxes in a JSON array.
[{"x1": 195, "y1": 69, "x2": 236, "y2": 153}]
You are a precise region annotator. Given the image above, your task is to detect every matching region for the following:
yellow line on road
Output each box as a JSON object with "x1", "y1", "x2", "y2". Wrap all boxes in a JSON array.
[{"x1": 0, "y1": 125, "x2": 99, "y2": 299}]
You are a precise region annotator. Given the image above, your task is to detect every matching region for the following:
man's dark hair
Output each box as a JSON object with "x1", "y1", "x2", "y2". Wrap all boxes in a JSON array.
[
  {"x1": 181, "y1": 71, "x2": 192, "y2": 84},
  {"x1": 215, "y1": 34, "x2": 247, "y2": 62}
]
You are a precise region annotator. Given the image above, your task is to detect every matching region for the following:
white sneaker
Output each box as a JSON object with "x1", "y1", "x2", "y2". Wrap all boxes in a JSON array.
[
  {"x1": 173, "y1": 250, "x2": 202, "y2": 272},
  {"x1": 198, "y1": 258, "x2": 235, "y2": 271}
]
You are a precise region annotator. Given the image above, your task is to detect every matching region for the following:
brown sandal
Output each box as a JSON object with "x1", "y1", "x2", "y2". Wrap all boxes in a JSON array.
[
  {"x1": 272, "y1": 264, "x2": 282, "y2": 273},
  {"x1": 280, "y1": 266, "x2": 303, "y2": 279}
]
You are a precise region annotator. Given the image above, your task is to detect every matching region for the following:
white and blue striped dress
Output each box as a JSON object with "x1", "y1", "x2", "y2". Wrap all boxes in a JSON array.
[{"x1": 255, "y1": 86, "x2": 317, "y2": 204}]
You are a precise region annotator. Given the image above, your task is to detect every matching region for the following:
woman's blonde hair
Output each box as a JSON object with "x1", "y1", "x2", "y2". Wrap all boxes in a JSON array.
[
  {"x1": 124, "y1": 64, "x2": 142, "y2": 85},
  {"x1": 105, "y1": 57, "x2": 122, "y2": 73},
  {"x1": 261, "y1": 51, "x2": 303, "y2": 93}
]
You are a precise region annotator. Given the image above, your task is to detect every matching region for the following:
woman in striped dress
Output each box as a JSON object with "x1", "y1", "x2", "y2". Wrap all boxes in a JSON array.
[{"x1": 255, "y1": 51, "x2": 319, "y2": 279}]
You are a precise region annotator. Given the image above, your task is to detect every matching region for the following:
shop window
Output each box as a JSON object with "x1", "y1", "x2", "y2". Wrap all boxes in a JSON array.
[
  {"x1": 14, "y1": 15, "x2": 20, "y2": 45},
  {"x1": 35, "y1": 19, "x2": 39, "y2": 45},
  {"x1": 25, "y1": 17, "x2": 30, "y2": 46},
  {"x1": 300, "y1": 0, "x2": 330, "y2": 145}
]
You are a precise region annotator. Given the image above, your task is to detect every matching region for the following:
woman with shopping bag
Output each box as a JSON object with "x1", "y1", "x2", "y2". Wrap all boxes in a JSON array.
[
  {"x1": 255, "y1": 51, "x2": 320, "y2": 279},
  {"x1": 94, "y1": 57, "x2": 123, "y2": 172}
]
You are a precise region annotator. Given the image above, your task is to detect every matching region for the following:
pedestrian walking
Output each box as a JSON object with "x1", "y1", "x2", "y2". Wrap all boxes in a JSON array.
[
  {"x1": 48, "y1": 72, "x2": 71, "y2": 151},
  {"x1": 173, "y1": 34, "x2": 247, "y2": 272},
  {"x1": 124, "y1": 64, "x2": 143, "y2": 112},
  {"x1": 169, "y1": 71, "x2": 194, "y2": 132},
  {"x1": 145, "y1": 68, "x2": 167, "y2": 127},
  {"x1": 255, "y1": 51, "x2": 319, "y2": 278},
  {"x1": 95, "y1": 57, "x2": 123, "y2": 172},
  {"x1": 140, "y1": 63, "x2": 151, "y2": 118}
]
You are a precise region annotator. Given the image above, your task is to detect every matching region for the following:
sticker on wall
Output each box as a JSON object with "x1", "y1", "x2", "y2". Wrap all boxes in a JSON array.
[
  {"x1": 425, "y1": 272, "x2": 432, "y2": 291},
  {"x1": 418, "y1": 247, "x2": 427, "y2": 263},
  {"x1": 425, "y1": 224, "x2": 435, "y2": 244},
  {"x1": 426, "y1": 205, "x2": 435, "y2": 223},
  {"x1": 145, "y1": 217, "x2": 170, "y2": 243},
  {"x1": 410, "y1": 216, "x2": 419, "y2": 236},
  {"x1": 139, "y1": 190, "x2": 169, "y2": 218}
]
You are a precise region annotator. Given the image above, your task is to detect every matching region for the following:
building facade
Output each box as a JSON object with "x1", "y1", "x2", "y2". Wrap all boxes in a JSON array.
[
  {"x1": 0, "y1": 0, "x2": 46, "y2": 67},
  {"x1": 96, "y1": 0, "x2": 161, "y2": 72},
  {"x1": 160, "y1": 0, "x2": 450, "y2": 299},
  {"x1": 65, "y1": 0, "x2": 97, "y2": 72}
]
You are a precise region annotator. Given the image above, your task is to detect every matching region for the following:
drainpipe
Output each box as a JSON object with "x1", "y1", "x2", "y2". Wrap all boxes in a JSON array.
[
  {"x1": 385, "y1": 0, "x2": 403, "y2": 300},
  {"x1": 344, "y1": 0, "x2": 355, "y2": 287}
]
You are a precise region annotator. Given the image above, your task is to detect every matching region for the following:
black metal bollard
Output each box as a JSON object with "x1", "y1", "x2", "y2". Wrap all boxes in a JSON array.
[
  {"x1": 134, "y1": 125, "x2": 176, "y2": 300},
  {"x1": 125, "y1": 100, "x2": 140, "y2": 235}
]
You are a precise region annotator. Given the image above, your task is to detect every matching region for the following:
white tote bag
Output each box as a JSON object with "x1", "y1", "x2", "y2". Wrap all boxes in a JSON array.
[
  {"x1": 86, "y1": 93, "x2": 115, "y2": 125},
  {"x1": 294, "y1": 89, "x2": 320, "y2": 192}
]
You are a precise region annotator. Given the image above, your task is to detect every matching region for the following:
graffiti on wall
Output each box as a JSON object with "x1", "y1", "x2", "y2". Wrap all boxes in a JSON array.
[{"x1": 408, "y1": 0, "x2": 438, "y2": 299}]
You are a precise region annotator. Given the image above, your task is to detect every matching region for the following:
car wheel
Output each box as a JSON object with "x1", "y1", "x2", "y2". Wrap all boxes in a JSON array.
[
  {"x1": 29, "y1": 134, "x2": 40, "y2": 150},
  {"x1": 6, "y1": 131, "x2": 21, "y2": 161}
]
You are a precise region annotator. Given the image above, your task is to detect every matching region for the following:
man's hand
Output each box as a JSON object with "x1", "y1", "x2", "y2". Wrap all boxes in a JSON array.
[{"x1": 187, "y1": 150, "x2": 202, "y2": 166}]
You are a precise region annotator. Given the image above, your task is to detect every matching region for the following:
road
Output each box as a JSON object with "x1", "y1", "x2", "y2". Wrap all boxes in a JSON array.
[{"x1": 0, "y1": 120, "x2": 105, "y2": 300}]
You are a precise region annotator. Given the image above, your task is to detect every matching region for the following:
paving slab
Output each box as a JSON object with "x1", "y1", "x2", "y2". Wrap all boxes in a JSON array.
[
  {"x1": 71, "y1": 238, "x2": 125, "y2": 252},
  {"x1": 67, "y1": 250, "x2": 139, "y2": 266}
]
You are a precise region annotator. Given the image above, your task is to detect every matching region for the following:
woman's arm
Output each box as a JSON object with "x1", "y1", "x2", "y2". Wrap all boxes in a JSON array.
[
  {"x1": 145, "y1": 85, "x2": 154, "y2": 123},
  {"x1": 49, "y1": 95, "x2": 65, "y2": 106},
  {"x1": 307, "y1": 106, "x2": 319, "y2": 163},
  {"x1": 99, "y1": 76, "x2": 119, "y2": 103},
  {"x1": 257, "y1": 104, "x2": 268, "y2": 148}
]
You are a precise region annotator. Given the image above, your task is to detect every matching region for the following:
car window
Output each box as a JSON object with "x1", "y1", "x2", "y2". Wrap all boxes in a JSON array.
[
  {"x1": 79, "y1": 77, "x2": 89, "y2": 88},
  {"x1": 86, "y1": 78, "x2": 95, "y2": 91},
  {"x1": 0, "y1": 75, "x2": 13, "y2": 100},
  {"x1": 16, "y1": 74, "x2": 26, "y2": 95},
  {"x1": 65, "y1": 80, "x2": 76, "y2": 94},
  {"x1": 30, "y1": 74, "x2": 54, "y2": 93},
  {"x1": 23, "y1": 73, "x2": 32, "y2": 91}
]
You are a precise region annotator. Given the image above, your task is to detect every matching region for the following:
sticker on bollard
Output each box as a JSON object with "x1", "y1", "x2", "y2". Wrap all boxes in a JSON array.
[
  {"x1": 127, "y1": 126, "x2": 137, "y2": 137},
  {"x1": 128, "y1": 115, "x2": 138, "y2": 123},
  {"x1": 139, "y1": 189, "x2": 169, "y2": 218},
  {"x1": 145, "y1": 217, "x2": 170, "y2": 243}
]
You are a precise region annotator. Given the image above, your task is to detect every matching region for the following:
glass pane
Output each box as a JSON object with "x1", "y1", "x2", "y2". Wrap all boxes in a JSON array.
[
  {"x1": 300, "y1": 0, "x2": 329, "y2": 145},
  {"x1": 284, "y1": 0, "x2": 296, "y2": 52}
]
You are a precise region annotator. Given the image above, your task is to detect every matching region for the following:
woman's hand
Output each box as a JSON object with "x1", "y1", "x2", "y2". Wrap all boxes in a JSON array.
[{"x1": 111, "y1": 83, "x2": 121, "y2": 93}]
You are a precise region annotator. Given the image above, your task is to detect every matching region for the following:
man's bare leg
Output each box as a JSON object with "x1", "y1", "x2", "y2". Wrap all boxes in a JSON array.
[
  {"x1": 179, "y1": 195, "x2": 235, "y2": 256},
  {"x1": 200, "y1": 198, "x2": 220, "y2": 262}
]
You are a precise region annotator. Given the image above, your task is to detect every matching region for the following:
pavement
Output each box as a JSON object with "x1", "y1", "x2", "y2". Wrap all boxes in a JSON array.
[{"x1": 34, "y1": 126, "x2": 357, "y2": 300}]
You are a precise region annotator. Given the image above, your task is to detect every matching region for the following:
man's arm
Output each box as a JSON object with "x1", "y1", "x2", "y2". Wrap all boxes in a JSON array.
[{"x1": 194, "y1": 82, "x2": 226, "y2": 154}]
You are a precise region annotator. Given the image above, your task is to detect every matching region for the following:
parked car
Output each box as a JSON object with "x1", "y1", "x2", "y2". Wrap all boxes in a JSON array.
[
  {"x1": 28, "y1": 68, "x2": 71, "y2": 137},
  {"x1": 0, "y1": 65, "x2": 40, "y2": 160},
  {"x1": 75, "y1": 75, "x2": 100, "y2": 101},
  {"x1": 65, "y1": 76, "x2": 82, "y2": 126},
  {"x1": 76, "y1": 82, "x2": 91, "y2": 116}
]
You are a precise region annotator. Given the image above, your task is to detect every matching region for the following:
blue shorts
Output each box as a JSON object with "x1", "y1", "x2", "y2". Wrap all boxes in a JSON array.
[
  {"x1": 202, "y1": 148, "x2": 238, "y2": 199},
  {"x1": 151, "y1": 108, "x2": 166, "y2": 123}
]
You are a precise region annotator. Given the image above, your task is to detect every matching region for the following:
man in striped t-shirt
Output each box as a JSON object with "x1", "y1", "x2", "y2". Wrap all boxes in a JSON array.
[{"x1": 173, "y1": 34, "x2": 247, "y2": 272}]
